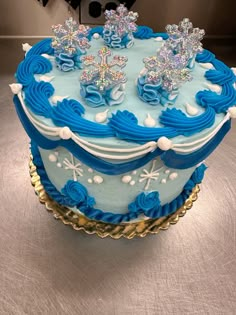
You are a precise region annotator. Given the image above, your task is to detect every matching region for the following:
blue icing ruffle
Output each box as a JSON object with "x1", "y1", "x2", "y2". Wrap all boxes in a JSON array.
[
  {"x1": 55, "y1": 51, "x2": 84, "y2": 72},
  {"x1": 31, "y1": 142, "x2": 207, "y2": 224},
  {"x1": 159, "y1": 106, "x2": 216, "y2": 136},
  {"x1": 103, "y1": 29, "x2": 134, "y2": 49},
  {"x1": 137, "y1": 76, "x2": 178, "y2": 106},
  {"x1": 80, "y1": 83, "x2": 125, "y2": 107}
]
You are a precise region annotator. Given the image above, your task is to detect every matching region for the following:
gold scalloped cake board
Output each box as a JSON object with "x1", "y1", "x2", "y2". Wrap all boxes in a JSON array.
[{"x1": 29, "y1": 156, "x2": 200, "y2": 239}]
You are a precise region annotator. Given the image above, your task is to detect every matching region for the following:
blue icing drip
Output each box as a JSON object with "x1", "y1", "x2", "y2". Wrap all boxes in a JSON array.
[
  {"x1": 133, "y1": 26, "x2": 168, "y2": 40},
  {"x1": 159, "y1": 107, "x2": 216, "y2": 136},
  {"x1": 109, "y1": 110, "x2": 179, "y2": 143},
  {"x1": 80, "y1": 84, "x2": 106, "y2": 107},
  {"x1": 50, "y1": 99, "x2": 114, "y2": 137},
  {"x1": 61, "y1": 180, "x2": 95, "y2": 208},
  {"x1": 24, "y1": 81, "x2": 54, "y2": 117},
  {"x1": 26, "y1": 38, "x2": 54, "y2": 57},
  {"x1": 31, "y1": 142, "x2": 207, "y2": 224},
  {"x1": 14, "y1": 95, "x2": 163, "y2": 174},
  {"x1": 55, "y1": 52, "x2": 83, "y2": 72},
  {"x1": 161, "y1": 119, "x2": 231, "y2": 169},
  {"x1": 16, "y1": 55, "x2": 52, "y2": 86}
]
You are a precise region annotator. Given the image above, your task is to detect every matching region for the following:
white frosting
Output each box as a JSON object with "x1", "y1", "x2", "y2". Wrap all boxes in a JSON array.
[
  {"x1": 59, "y1": 127, "x2": 72, "y2": 140},
  {"x1": 93, "y1": 33, "x2": 100, "y2": 39},
  {"x1": 39, "y1": 75, "x2": 55, "y2": 82},
  {"x1": 9, "y1": 83, "x2": 23, "y2": 94},
  {"x1": 57, "y1": 162, "x2": 62, "y2": 168},
  {"x1": 88, "y1": 178, "x2": 93, "y2": 184},
  {"x1": 231, "y1": 67, "x2": 236, "y2": 75},
  {"x1": 185, "y1": 103, "x2": 199, "y2": 116},
  {"x1": 161, "y1": 178, "x2": 167, "y2": 184},
  {"x1": 93, "y1": 175, "x2": 104, "y2": 184},
  {"x1": 139, "y1": 160, "x2": 161, "y2": 190},
  {"x1": 132, "y1": 170, "x2": 137, "y2": 175},
  {"x1": 63, "y1": 154, "x2": 83, "y2": 181},
  {"x1": 48, "y1": 154, "x2": 57, "y2": 162},
  {"x1": 154, "y1": 37, "x2": 163, "y2": 42},
  {"x1": 22, "y1": 43, "x2": 32, "y2": 53},
  {"x1": 169, "y1": 172, "x2": 178, "y2": 180},
  {"x1": 51, "y1": 95, "x2": 69, "y2": 104},
  {"x1": 165, "y1": 169, "x2": 170, "y2": 174},
  {"x1": 41, "y1": 53, "x2": 54, "y2": 60},
  {"x1": 122, "y1": 175, "x2": 132, "y2": 183},
  {"x1": 88, "y1": 168, "x2": 94, "y2": 173},
  {"x1": 130, "y1": 180, "x2": 136, "y2": 186},
  {"x1": 157, "y1": 137, "x2": 173, "y2": 151},
  {"x1": 95, "y1": 109, "x2": 109, "y2": 123},
  {"x1": 199, "y1": 62, "x2": 213, "y2": 70},
  {"x1": 205, "y1": 83, "x2": 221, "y2": 93},
  {"x1": 144, "y1": 113, "x2": 156, "y2": 127},
  {"x1": 228, "y1": 106, "x2": 236, "y2": 118}
]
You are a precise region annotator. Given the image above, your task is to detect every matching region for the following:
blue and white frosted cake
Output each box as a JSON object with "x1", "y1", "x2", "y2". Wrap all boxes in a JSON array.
[{"x1": 11, "y1": 12, "x2": 236, "y2": 225}]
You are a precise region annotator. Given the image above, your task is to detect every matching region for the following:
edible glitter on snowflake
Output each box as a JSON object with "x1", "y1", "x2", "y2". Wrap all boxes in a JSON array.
[
  {"x1": 104, "y1": 4, "x2": 138, "y2": 37},
  {"x1": 143, "y1": 45, "x2": 192, "y2": 92},
  {"x1": 80, "y1": 46, "x2": 127, "y2": 91},
  {"x1": 165, "y1": 18, "x2": 205, "y2": 58},
  {"x1": 51, "y1": 17, "x2": 90, "y2": 55}
]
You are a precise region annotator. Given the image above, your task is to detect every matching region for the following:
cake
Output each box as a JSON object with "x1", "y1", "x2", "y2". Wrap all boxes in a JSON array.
[{"x1": 11, "y1": 6, "x2": 236, "y2": 229}]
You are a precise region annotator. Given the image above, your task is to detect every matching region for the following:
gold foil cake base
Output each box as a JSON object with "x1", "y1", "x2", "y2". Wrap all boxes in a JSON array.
[{"x1": 29, "y1": 157, "x2": 200, "y2": 239}]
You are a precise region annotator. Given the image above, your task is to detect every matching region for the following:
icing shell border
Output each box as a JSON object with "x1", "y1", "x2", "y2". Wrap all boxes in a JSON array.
[{"x1": 29, "y1": 155, "x2": 200, "y2": 239}]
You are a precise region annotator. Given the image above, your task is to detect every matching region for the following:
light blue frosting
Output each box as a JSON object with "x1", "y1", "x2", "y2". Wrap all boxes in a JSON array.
[{"x1": 31, "y1": 142, "x2": 207, "y2": 224}]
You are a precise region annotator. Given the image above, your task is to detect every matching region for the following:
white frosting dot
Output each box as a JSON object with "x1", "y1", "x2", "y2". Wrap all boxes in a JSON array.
[
  {"x1": 93, "y1": 33, "x2": 100, "y2": 39},
  {"x1": 144, "y1": 113, "x2": 156, "y2": 127},
  {"x1": 88, "y1": 168, "x2": 94, "y2": 173},
  {"x1": 122, "y1": 175, "x2": 132, "y2": 183},
  {"x1": 165, "y1": 169, "x2": 170, "y2": 174},
  {"x1": 93, "y1": 175, "x2": 104, "y2": 184},
  {"x1": 49, "y1": 154, "x2": 57, "y2": 162},
  {"x1": 130, "y1": 180, "x2": 136, "y2": 186},
  {"x1": 59, "y1": 127, "x2": 72, "y2": 140},
  {"x1": 132, "y1": 170, "x2": 137, "y2": 175},
  {"x1": 169, "y1": 172, "x2": 178, "y2": 180},
  {"x1": 57, "y1": 162, "x2": 62, "y2": 168},
  {"x1": 22, "y1": 43, "x2": 32, "y2": 52},
  {"x1": 161, "y1": 179, "x2": 167, "y2": 184},
  {"x1": 54, "y1": 152, "x2": 59, "y2": 156},
  {"x1": 95, "y1": 109, "x2": 109, "y2": 123},
  {"x1": 157, "y1": 137, "x2": 173, "y2": 151},
  {"x1": 228, "y1": 106, "x2": 236, "y2": 118},
  {"x1": 88, "y1": 178, "x2": 93, "y2": 184},
  {"x1": 154, "y1": 37, "x2": 163, "y2": 42},
  {"x1": 185, "y1": 103, "x2": 199, "y2": 116},
  {"x1": 9, "y1": 83, "x2": 23, "y2": 94}
]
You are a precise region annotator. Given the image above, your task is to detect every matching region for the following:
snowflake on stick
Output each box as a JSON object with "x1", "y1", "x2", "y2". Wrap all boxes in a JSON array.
[
  {"x1": 80, "y1": 46, "x2": 127, "y2": 91},
  {"x1": 63, "y1": 153, "x2": 83, "y2": 181},
  {"x1": 139, "y1": 160, "x2": 163, "y2": 190},
  {"x1": 165, "y1": 18, "x2": 205, "y2": 58},
  {"x1": 51, "y1": 17, "x2": 90, "y2": 55},
  {"x1": 143, "y1": 45, "x2": 192, "y2": 92},
  {"x1": 104, "y1": 4, "x2": 138, "y2": 37}
]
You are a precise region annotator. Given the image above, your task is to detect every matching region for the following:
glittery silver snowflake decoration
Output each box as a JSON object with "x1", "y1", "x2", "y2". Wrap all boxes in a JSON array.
[
  {"x1": 104, "y1": 4, "x2": 138, "y2": 37},
  {"x1": 165, "y1": 18, "x2": 205, "y2": 58},
  {"x1": 80, "y1": 46, "x2": 127, "y2": 91},
  {"x1": 51, "y1": 17, "x2": 90, "y2": 55},
  {"x1": 143, "y1": 45, "x2": 192, "y2": 92}
]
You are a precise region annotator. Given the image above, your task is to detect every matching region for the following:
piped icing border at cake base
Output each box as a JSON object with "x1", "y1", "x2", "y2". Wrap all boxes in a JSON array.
[{"x1": 31, "y1": 142, "x2": 207, "y2": 224}]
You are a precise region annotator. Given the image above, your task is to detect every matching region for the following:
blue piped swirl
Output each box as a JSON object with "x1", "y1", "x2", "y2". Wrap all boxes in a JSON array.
[
  {"x1": 26, "y1": 38, "x2": 54, "y2": 57},
  {"x1": 31, "y1": 142, "x2": 207, "y2": 224},
  {"x1": 109, "y1": 110, "x2": 178, "y2": 143},
  {"x1": 159, "y1": 107, "x2": 216, "y2": 136},
  {"x1": 24, "y1": 81, "x2": 54, "y2": 117},
  {"x1": 16, "y1": 55, "x2": 52, "y2": 86},
  {"x1": 51, "y1": 99, "x2": 114, "y2": 137},
  {"x1": 133, "y1": 26, "x2": 168, "y2": 40}
]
